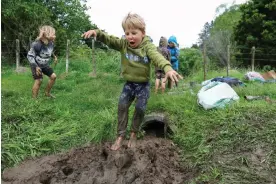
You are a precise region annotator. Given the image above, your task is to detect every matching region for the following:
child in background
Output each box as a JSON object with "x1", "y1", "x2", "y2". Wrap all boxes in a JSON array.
[
  {"x1": 27, "y1": 25, "x2": 57, "y2": 99},
  {"x1": 155, "y1": 36, "x2": 170, "y2": 93},
  {"x1": 167, "y1": 35, "x2": 180, "y2": 88},
  {"x1": 82, "y1": 13, "x2": 182, "y2": 150}
]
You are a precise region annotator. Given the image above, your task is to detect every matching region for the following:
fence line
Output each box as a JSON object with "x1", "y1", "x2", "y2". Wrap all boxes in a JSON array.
[
  {"x1": 6, "y1": 39, "x2": 95, "y2": 74},
  {"x1": 2, "y1": 39, "x2": 275, "y2": 77},
  {"x1": 202, "y1": 44, "x2": 276, "y2": 78}
]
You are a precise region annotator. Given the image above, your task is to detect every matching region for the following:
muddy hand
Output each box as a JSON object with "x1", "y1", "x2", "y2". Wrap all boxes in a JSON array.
[
  {"x1": 163, "y1": 70, "x2": 183, "y2": 84},
  {"x1": 82, "y1": 30, "x2": 97, "y2": 39}
]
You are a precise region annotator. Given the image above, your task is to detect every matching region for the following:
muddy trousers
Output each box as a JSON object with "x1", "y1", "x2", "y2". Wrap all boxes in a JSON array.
[{"x1": 117, "y1": 81, "x2": 150, "y2": 137}]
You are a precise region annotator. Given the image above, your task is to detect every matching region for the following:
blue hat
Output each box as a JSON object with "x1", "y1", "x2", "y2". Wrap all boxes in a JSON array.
[{"x1": 168, "y1": 36, "x2": 178, "y2": 46}]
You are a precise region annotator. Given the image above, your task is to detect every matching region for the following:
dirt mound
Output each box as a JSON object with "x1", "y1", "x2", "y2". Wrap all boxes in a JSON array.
[{"x1": 2, "y1": 137, "x2": 197, "y2": 184}]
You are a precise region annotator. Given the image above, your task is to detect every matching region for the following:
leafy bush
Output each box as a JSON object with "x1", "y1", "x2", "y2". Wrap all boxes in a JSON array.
[{"x1": 179, "y1": 48, "x2": 203, "y2": 76}]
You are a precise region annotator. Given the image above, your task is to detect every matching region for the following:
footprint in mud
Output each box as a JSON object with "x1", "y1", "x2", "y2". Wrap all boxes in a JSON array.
[
  {"x1": 39, "y1": 174, "x2": 52, "y2": 184},
  {"x1": 114, "y1": 152, "x2": 132, "y2": 170},
  {"x1": 62, "y1": 166, "x2": 73, "y2": 176}
]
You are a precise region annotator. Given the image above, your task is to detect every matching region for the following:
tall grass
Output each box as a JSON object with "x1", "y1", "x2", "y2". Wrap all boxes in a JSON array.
[{"x1": 1, "y1": 49, "x2": 276, "y2": 183}]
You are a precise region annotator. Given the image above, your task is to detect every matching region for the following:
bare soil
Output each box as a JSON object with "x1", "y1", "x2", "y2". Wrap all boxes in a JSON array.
[{"x1": 2, "y1": 137, "x2": 197, "y2": 184}]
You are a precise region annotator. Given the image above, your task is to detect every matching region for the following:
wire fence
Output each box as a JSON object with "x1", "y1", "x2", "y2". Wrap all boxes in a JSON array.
[
  {"x1": 202, "y1": 44, "x2": 276, "y2": 80},
  {"x1": 2, "y1": 39, "x2": 276, "y2": 78}
]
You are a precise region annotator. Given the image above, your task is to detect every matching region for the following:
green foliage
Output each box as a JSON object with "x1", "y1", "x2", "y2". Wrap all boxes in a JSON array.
[
  {"x1": 234, "y1": 0, "x2": 276, "y2": 67},
  {"x1": 1, "y1": 25, "x2": 276, "y2": 184},
  {"x1": 198, "y1": 22, "x2": 213, "y2": 47},
  {"x1": 69, "y1": 44, "x2": 92, "y2": 62},
  {"x1": 204, "y1": 4, "x2": 242, "y2": 67},
  {"x1": 212, "y1": 4, "x2": 242, "y2": 34},
  {"x1": 197, "y1": 3, "x2": 243, "y2": 68},
  {"x1": 178, "y1": 48, "x2": 202, "y2": 76},
  {"x1": 1, "y1": 0, "x2": 97, "y2": 63}
]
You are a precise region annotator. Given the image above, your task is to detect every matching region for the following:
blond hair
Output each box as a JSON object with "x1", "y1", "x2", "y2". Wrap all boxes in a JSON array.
[
  {"x1": 122, "y1": 13, "x2": 146, "y2": 32},
  {"x1": 36, "y1": 25, "x2": 56, "y2": 44}
]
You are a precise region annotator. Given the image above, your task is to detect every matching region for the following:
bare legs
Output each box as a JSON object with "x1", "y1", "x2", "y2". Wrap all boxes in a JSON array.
[
  {"x1": 32, "y1": 79, "x2": 42, "y2": 98},
  {"x1": 110, "y1": 132, "x2": 137, "y2": 151},
  {"x1": 111, "y1": 136, "x2": 124, "y2": 150},
  {"x1": 111, "y1": 102, "x2": 145, "y2": 151},
  {"x1": 155, "y1": 78, "x2": 160, "y2": 94},
  {"x1": 155, "y1": 78, "x2": 166, "y2": 94},
  {"x1": 111, "y1": 82, "x2": 148, "y2": 151},
  {"x1": 161, "y1": 78, "x2": 166, "y2": 93},
  {"x1": 127, "y1": 132, "x2": 137, "y2": 148},
  {"x1": 32, "y1": 73, "x2": 56, "y2": 99},
  {"x1": 45, "y1": 73, "x2": 56, "y2": 98}
]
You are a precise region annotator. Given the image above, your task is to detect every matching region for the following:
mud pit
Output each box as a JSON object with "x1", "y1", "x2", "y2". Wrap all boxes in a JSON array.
[{"x1": 2, "y1": 137, "x2": 196, "y2": 184}]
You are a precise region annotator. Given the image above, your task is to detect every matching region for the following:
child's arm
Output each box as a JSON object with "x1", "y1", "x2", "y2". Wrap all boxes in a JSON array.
[
  {"x1": 82, "y1": 29, "x2": 125, "y2": 51},
  {"x1": 27, "y1": 41, "x2": 42, "y2": 75},
  {"x1": 27, "y1": 42, "x2": 41, "y2": 68},
  {"x1": 147, "y1": 44, "x2": 183, "y2": 83},
  {"x1": 146, "y1": 43, "x2": 173, "y2": 73}
]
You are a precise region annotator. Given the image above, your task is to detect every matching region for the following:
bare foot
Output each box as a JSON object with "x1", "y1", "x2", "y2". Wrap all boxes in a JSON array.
[
  {"x1": 45, "y1": 93, "x2": 56, "y2": 99},
  {"x1": 111, "y1": 136, "x2": 124, "y2": 151},
  {"x1": 127, "y1": 132, "x2": 137, "y2": 148}
]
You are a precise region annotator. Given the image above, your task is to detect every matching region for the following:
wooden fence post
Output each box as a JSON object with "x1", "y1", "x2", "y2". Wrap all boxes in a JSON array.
[
  {"x1": 203, "y1": 43, "x2": 207, "y2": 81},
  {"x1": 251, "y1": 46, "x2": 255, "y2": 71},
  {"x1": 66, "y1": 39, "x2": 70, "y2": 73},
  {"x1": 227, "y1": 44, "x2": 230, "y2": 76},
  {"x1": 16, "y1": 39, "x2": 20, "y2": 71}
]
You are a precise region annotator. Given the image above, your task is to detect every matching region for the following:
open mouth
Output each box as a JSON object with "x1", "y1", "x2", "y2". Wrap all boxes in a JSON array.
[{"x1": 129, "y1": 41, "x2": 135, "y2": 45}]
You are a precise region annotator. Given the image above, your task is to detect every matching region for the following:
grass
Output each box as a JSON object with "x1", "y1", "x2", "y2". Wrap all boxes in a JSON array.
[{"x1": 1, "y1": 50, "x2": 276, "y2": 183}]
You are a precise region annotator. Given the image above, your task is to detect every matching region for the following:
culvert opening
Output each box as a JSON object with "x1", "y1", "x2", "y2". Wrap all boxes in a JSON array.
[
  {"x1": 141, "y1": 113, "x2": 174, "y2": 138},
  {"x1": 142, "y1": 120, "x2": 165, "y2": 137}
]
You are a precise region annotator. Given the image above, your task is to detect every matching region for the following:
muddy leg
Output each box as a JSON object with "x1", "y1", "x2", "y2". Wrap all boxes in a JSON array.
[
  {"x1": 127, "y1": 132, "x2": 137, "y2": 148},
  {"x1": 161, "y1": 78, "x2": 166, "y2": 93},
  {"x1": 128, "y1": 106, "x2": 145, "y2": 148},
  {"x1": 45, "y1": 73, "x2": 56, "y2": 98},
  {"x1": 155, "y1": 78, "x2": 160, "y2": 94},
  {"x1": 113, "y1": 93, "x2": 133, "y2": 151},
  {"x1": 111, "y1": 136, "x2": 124, "y2": 151},
  {"x1": 32, "y1": 79, "x2": 42, "y2": 99}
]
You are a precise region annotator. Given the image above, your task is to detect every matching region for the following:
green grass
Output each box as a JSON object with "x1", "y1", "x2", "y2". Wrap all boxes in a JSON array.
[{"x1": 1, "y1": 51, "x2": 276, "y2": 183}]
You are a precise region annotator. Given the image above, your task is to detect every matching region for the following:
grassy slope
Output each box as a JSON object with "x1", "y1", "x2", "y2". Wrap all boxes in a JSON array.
[{"x1": 1, "y1": 51, "x2": 276, "y2": 183}]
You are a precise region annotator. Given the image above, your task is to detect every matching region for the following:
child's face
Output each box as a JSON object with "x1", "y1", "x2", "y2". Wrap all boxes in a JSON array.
[
  {"x1": 124, "y1": 27, "x2": 145, "y2": 48},
  {"x1": 169, "y1": 42, "x2": 175, "y2": 48}
]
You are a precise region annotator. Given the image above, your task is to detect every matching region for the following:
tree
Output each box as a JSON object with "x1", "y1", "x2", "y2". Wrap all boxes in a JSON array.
[
  {"x1": 1, "y1": 0, "x2": 52, "y2": 54},
  {"x1": 234, "y1": 0, "x2": 276, "y2": 67},
  {"x1": 209, "y1": 4, "x2": 242, "y2": 66},
  {"x1": 1, "y1": 0, "x2": 97, "y2": 64},
  {"x1": 200, "y1": 3, "x2": 242, "y2": 67},
  {"x1": 198, "y1": 21, "x2": 213, "y2": 48}
]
